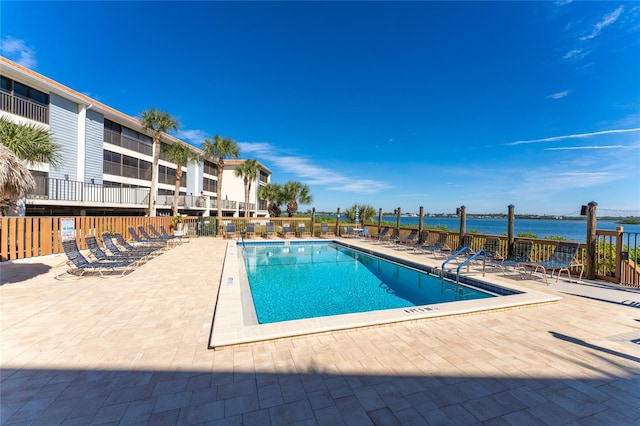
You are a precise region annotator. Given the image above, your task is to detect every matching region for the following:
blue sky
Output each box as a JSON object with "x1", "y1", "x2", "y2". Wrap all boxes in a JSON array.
[{"x1": 2, "y1": 1, "x2": 639, "y2": 216}]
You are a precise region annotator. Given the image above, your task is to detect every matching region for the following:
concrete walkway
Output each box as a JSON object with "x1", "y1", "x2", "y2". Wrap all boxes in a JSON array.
[{"x1": 1, "y1": 237, "x2": 639, "y2": 425}]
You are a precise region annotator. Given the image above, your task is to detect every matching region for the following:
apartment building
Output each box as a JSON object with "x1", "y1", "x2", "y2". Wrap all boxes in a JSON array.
[{"x1": 0, "y1": 57, "x2": 271, "y2": 217}]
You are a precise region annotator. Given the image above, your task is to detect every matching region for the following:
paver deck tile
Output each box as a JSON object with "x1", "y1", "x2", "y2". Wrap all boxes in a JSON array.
[{"x1": 1, "y1": 237, "x2": 639, "y2": 425}]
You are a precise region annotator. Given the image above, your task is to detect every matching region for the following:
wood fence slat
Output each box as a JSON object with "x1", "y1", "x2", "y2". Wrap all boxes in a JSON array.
[
  {"x1": 25, "y1": 217, "x2": 33, "y2": 258},
  {"x1": 52, "y1": 218, "x2": 61, "y2": 254},
  {"x1": 41, "y1": 218, "x2": 52, "y2": 255},
  {"x1": 33, "y1": 218, "x2": 40, "y2": 257},
  {"x1": 16, "y1": 218, "x2": 25, "y2": 259},
  {"x1": 0, "y1": 218, "x2": 8, "y2": 261}
]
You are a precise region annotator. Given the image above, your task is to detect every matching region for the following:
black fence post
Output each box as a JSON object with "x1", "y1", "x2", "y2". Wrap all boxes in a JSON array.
[
  {"x1": 585, "y1": 201, "x2": 598, "y2": 280},
  {"x1": 507, "y1": 204, "x2": 515, "y2": 259},
  {"x1": 418, "y1": 206, "x2": 424, "y2": 243},
  {"x1": 458, "y1": 205, "x2": 466, "y2": 246}
]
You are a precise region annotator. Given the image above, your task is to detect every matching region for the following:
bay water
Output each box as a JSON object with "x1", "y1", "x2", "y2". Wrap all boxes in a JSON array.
[{"x1": 331, "y1": 216, "x2": 640, "y2": 242}]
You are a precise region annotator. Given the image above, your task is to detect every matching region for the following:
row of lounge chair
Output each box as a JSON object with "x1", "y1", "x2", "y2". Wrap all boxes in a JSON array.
[
  {"x1": 223, "y1": 222, "x2": 317, "y2": 239},
  {"x1": 58, "y1": 225, "x2": 188, "y2": 279},
  {"x1": 359, "y1": 227, "x2": 583, "y2": 285}
]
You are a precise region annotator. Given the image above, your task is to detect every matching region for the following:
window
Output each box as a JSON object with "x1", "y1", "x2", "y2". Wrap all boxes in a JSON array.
[
  {"x1": 0, "y1": 76, "x2": 49, "y2": 123},
  {"x1": 104, "y1": 119, "x2": 151, "y2": 155},
  {"x1": 1, "y1": 76, "x2": 12, "y2": 93},
  {"x1": 103, "y1": 150, "x2": 121, "y2": 176},
  {"x1": 103, "y1": 150, "x2": 121, "y2": 163},
  {"x1": 104, "y1": 118, "x2": 122, "y2": 133},
  {"x1": 122, "y1": 155, "x2": 138, "y2": 167},
  {"x1": 13, "y1": 81, "x2": 28, "y2": 98},
  {"x1": 103, "y1": 150, "x2": 152, "y2": 181},
  {"x1": 30, "y1": 170, "x2": 48, "y2": 198},
  {"x1": 13, "y1": 81, "x2": 48, "y2": 105},
  {"x1": 203, "y1": 160, "x2": 217, "y2": 176},
  {"x1": 203, "y1": 177, "x2": 217, "y2": 193}
]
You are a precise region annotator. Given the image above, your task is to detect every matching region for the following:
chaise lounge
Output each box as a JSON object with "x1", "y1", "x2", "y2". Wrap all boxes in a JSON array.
[{"x1": 525, "y1": 241, "x2": 583, "y2": 285}]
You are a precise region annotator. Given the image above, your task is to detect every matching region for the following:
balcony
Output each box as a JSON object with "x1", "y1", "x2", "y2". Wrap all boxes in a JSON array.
[
  {"x1": 104, "y1": 128, "x2": 152, "y2": 156},
  {"x1": 0, "y1": 91, "x2": 49, "y2": 124},
  {"x1": 27, "y1": 176, "x2": 149, "y2": 206},
  {"x1": 156, "y1": 194, "x2": 210, "y2": 210},
  {"x1": 239, "y1": 201, "x2": 256, "y2": 211}
]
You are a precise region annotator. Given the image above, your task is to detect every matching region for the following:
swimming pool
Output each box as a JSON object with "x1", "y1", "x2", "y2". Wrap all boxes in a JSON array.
[
  {"x1": 243, "y1": 242, "x2": 497, "y2": 324},
  {"x1": 209, "y1": 239, "x2": 560, "y2": 348}
]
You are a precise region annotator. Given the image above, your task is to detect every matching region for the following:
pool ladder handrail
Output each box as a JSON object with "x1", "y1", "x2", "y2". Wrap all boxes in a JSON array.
[
  {"x1": 455, "y1": 249, "x2": 487, "y2": 284},
  {"x1": 440, "y1": 246, "x2": 472, "y2": 276}
]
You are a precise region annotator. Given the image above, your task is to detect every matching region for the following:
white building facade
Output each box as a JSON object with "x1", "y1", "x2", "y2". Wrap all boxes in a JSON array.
[{"x1": 0, "y1": 57, "x2": 271, "y2": 217}]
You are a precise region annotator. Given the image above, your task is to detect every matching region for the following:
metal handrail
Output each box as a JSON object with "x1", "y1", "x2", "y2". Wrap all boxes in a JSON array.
[
  {"x1": 441, "y1": 246, "x2": 472, "y2": 273},
  {"x1": 456, "y1": 249, "x2": 487, "y2": 284}
]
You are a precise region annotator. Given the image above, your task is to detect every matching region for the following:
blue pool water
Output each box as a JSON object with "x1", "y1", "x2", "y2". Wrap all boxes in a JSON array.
[{"x1": 242, "y1": 242, "x2": 499, "y2": 324}]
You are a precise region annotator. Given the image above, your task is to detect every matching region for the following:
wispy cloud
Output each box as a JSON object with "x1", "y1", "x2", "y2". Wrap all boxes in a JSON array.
[
  {"x1": 563, "y1": 49, "x2": 582, "y2": 59},
  {"x1": 545, "y1": 91, "x2": 569, "y2": 100},
  {"x1": 580, "y1": 6, "x2": 624, "y2": 40},
  {"x1": 544, "y1": 145, "x2": 624, "y2": 151},
  {"x1": 506, "y1": 128, "x2": 640, "y2": 146},
  {"x1": 0, "y1": 36, "x2": 37, "y2": 69},
  {"x1": 239, "y1": 142, "x2": 390, "y2": 193},
  {"x1": 563, "y1": 49, "x2": 590, "y2": 61},
  {"x1": 553, "y1": 172, "x2": 617, "y2": 187},
  {"x1": 175, "y1": 129, "x2": 208, "y2": 145},
  {"x1": 508, "y1": 166, "x2": 624, "y2": 200}
]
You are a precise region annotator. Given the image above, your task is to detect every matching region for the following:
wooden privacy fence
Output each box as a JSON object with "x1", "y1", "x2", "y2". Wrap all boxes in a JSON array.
[
  {"x1": 2, "y1": 216, "x2": 639, "y2": 288},
  {"x1": 0, "y1": 216, "x2": 170, "y2": 261}
]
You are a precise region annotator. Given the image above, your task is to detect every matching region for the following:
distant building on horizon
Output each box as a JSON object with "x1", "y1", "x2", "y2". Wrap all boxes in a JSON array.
[{"x1": 0, "y1": 56, "x2": 271, "y2": 217}]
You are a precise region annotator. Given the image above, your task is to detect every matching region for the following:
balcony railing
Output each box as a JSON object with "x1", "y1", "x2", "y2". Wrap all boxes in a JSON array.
[
  {"x1": 157, "y1": 194, "x2": 210, "y2": 209},
  {"x1": 239, "y1": 201, "x2": 256, "y2": 211},
  {"x1": 209, "y1": 199, "x2": 238, "y2": 210},
  {"x1": 24, "y1": 175, "x2": 271, "y2": 214},
  {"x1": 0, "y1": 91, "x2": 49, "y2": 124},
  {"x1": 27, "y1": 176, "x2": 149, "y2": 205},
  {"x1": 104, "y1": 128, "x2": 152, "y2": 156}
]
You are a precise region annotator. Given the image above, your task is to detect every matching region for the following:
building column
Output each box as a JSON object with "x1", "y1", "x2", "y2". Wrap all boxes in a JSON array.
[{"x1": 76, "y1": 104, "x2": 88, "y2": 182}]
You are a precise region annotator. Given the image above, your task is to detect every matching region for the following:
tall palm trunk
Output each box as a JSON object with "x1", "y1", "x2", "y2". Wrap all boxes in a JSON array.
[
  {"x1": 173, "y1": 168, "x2": 182, "y2": 216},
  {"x1": 216, "y1": 160, "x2": 224, "y2": 225},
  {"x1": 149, "y1": 135, "x2": 161, "y2": 216},
  {"x1": 244, "y1": 178, "x2": 250, "y2": 218},
  {"x1": 287, "y1": 200, "x2": 297, "y2": 217}
]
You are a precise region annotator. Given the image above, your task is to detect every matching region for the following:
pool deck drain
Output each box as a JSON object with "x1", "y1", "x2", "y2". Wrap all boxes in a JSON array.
[{"x1": 210, "y1": 239, "x2": 561, "y2": 348}]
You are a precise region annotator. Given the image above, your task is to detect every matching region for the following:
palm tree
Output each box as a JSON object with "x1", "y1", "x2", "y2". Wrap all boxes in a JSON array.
[
  {"x1": 283, "y1": 181, "x2": 313, "y2": 217},
  {"x1": 257, "y1": 183, "x2": 285, "y2": 217},
  {"x1": 0, "y1": 118, "x2": 60, "y2": 215},
  {"x1": 201, "y1": 135, "x2": 240, "y2": 223},
  {"x1": 0, "y1": 144, "x2": 35, "y2": 215},
  {"x1": 233, "y1": 159, "x2": 259, "y2": 218},
  {"x1": 139, "y1": 108, "x2": 179, "y2": 216},
  {"x1": 0, "y1": 117, "x2": 61, "y2": 167},
  {"x1": 162, "y1": 142, "x2": 200, "y2": 216},
  {"x1": 345, "y1": 204, "x2": 376, "y2": 227}
]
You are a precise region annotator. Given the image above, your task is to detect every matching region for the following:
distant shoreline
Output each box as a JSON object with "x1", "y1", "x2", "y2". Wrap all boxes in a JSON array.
[{"x1": 315, "y1": 212, "x2": 638, "y2": 222}]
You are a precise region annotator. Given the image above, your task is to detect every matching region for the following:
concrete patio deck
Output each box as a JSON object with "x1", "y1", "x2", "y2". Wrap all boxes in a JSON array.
[{"x1": 1, "y1": 237, "x2": 639, "y2": 425}]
